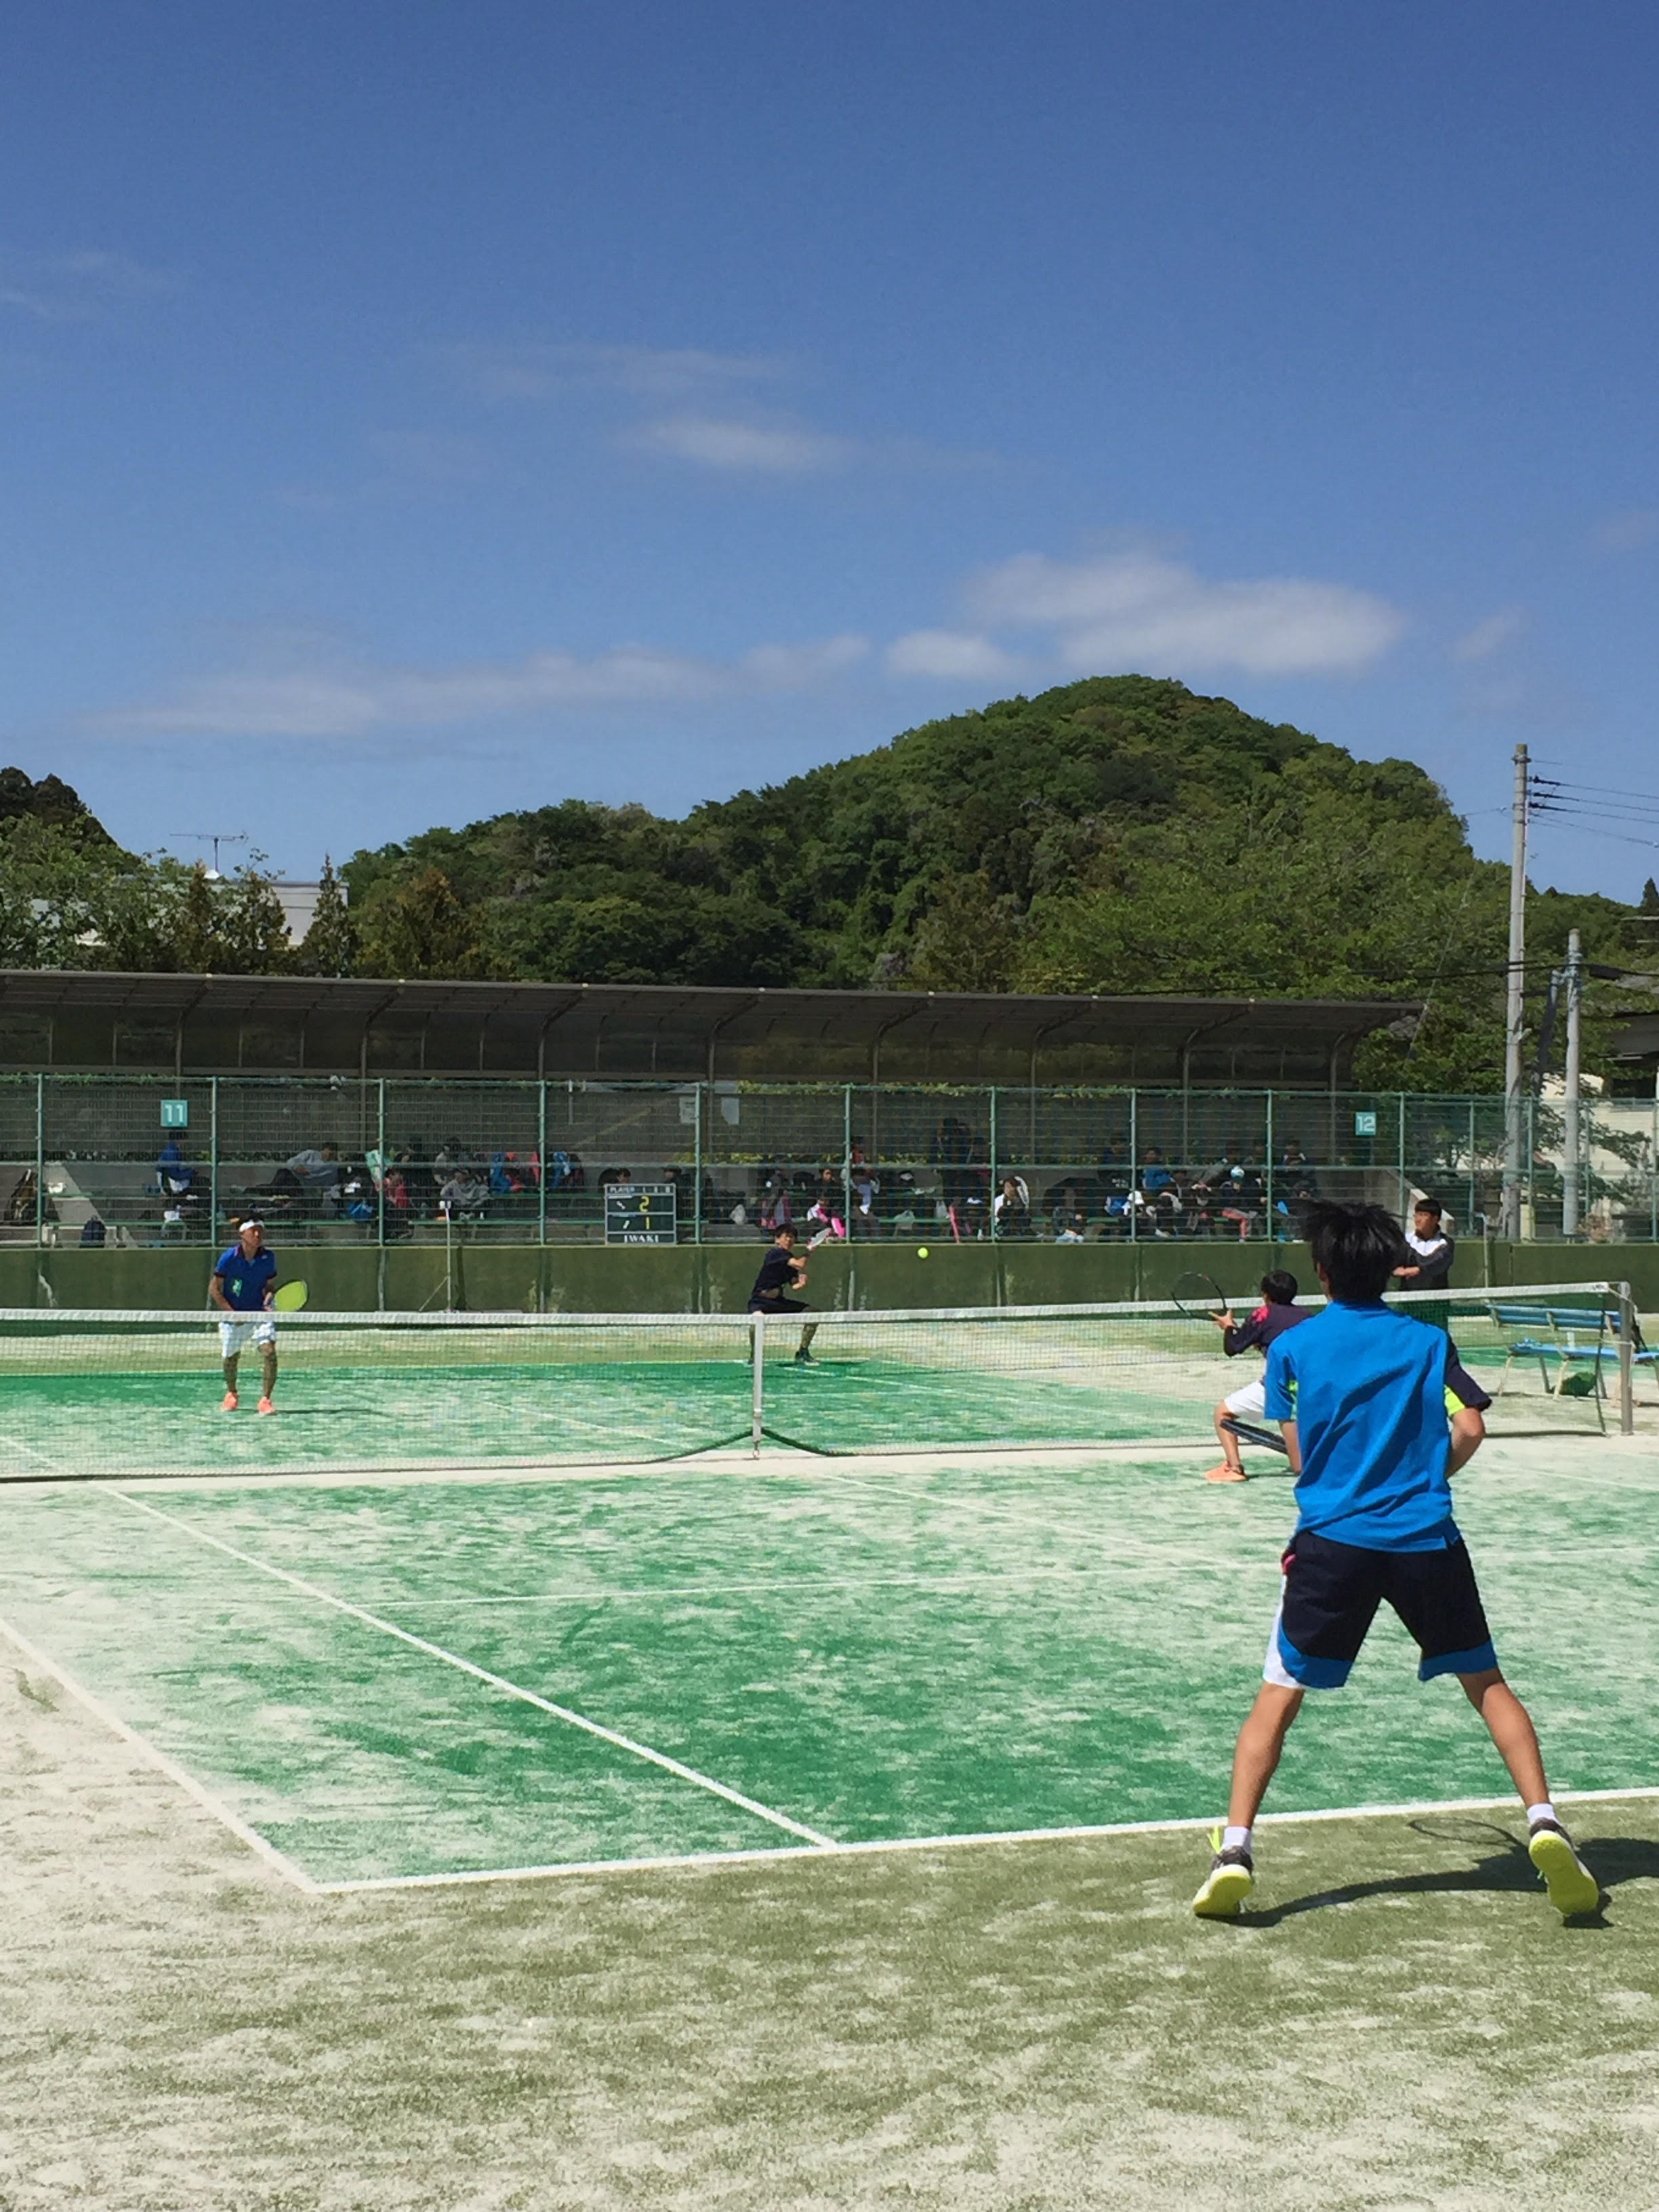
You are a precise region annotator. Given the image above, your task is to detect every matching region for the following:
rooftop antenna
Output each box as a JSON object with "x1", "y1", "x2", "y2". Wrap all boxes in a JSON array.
[{"x1": 171, "y1": 831, "x2": 249, "y2": 880}]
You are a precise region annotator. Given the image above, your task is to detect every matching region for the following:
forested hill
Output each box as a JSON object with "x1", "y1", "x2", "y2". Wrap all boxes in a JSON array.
[
  {"x1": 340, "y1": 675, "x2": 1657, "y2": 1090},
  {"x1": 4, "y1": 678, "x2": 1656, "y2": 1090}
]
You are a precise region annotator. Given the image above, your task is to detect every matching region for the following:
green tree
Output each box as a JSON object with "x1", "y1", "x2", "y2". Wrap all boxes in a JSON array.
[
  {"x1": 356, "y1": 865, "x2": 481, "y2": 977},
  {"x1": 295, "y1": 856, "x2": 357, "y2": 977},
  {"x1": 216, "y1": 859, "x2": 291, "y2": 973},
  {"x1": 169, "y1": 863, "x2": 222, "y2": 972}
]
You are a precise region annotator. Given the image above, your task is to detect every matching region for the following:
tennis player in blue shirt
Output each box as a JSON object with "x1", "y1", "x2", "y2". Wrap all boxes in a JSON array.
[
  {"x1": 1192, "y1": 1201, "x2": 1599, "y2": 1921},
  {"x1": 209, "y1": 1217, "x2": 279, "y2": 1414}
]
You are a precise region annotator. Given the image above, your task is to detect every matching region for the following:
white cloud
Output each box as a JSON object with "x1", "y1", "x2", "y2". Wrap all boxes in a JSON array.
[
  {"x1": 738, "y1": 635, "x2": 869, "y2": 685},
  {"x1": 885, "y1": 630, "x2": 1019, "y2": 682},
  {"x1": 1589, "y1": 508, "x2": 1659, "y2": 554},
  {"x1": 629, "y1": 414, "x2": 855, "y2": 474},
  {"x1": 0, "y1": 249, "x2": 182, "y2": 321},
  {"x1": 93, "y1": 634, "x2": 869, "y2": 740},
  {"x1": 1450, "y1": 607, "x2": 1526, "y2": 662},
  {"x1": 962, "y1": 552, "x2": 1404, "y2": 676},
  {"x1": 450, "y1": 342, "x2": 783, "y2": 403}
]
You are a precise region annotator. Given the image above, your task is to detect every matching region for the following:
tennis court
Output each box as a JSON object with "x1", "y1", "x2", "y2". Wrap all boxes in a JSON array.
[{"x1": 4, "y1": 1427, "x2": 1656, "y2": 1894}]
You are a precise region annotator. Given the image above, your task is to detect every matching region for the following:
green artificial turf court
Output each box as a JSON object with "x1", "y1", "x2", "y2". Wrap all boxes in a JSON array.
[{"x1": 2, "y1": 1431, "x2": 1655, "y2": 1894}]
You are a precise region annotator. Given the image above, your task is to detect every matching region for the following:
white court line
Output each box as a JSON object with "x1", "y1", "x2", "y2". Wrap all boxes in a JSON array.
[
  {"x1": 106, "y1": 1488, "x2": 834, "y2": 1850},
  {"x1": 0, "y1": 1609, "x2": 319, "y2": 1894},
  {"x1": 314, "y1": 1783, "x2": 1659, "y2": 1894}
]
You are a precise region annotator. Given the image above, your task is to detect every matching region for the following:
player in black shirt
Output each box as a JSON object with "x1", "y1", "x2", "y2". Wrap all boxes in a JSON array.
[
  {"x1": 748, "y1": 1226, "x2": 819, "y2": 1364},
  {"x1": 1204, "y1": 1268, "x2": 1309, "y2": 1482}
]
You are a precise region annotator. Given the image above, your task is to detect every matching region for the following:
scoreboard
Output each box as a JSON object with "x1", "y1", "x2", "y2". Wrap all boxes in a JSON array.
[{"x1": 603, "y1": 1181, "x2": 678, "y2": 1246}]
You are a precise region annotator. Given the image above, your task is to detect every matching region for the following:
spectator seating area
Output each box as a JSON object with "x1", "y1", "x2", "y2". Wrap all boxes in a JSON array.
[{"x1": 1, "y1": 1134, "x2": 1433, "y2": 1250}]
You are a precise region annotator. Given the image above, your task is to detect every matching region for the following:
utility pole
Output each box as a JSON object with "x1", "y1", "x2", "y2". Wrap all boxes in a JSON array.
[
  {"x1": 1500, "y1": 743, "x2": 1529, "y2": 1240},
  {"x1": 1561, "y1": 926, "x2": 1582, "y2": 1237}
]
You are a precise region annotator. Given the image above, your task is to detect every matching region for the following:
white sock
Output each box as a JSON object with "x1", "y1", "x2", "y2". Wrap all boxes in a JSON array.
[
  {"x1": 1222, "y1": 1824, "x2": 1252, "y2": 1854},
  {"x1": 1526, "y1": 1801, "x2": 1557, "y2": 1829}
]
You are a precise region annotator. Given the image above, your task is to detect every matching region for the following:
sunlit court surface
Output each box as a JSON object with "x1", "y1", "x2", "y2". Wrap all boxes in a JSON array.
[{"x1": 5, "y1": 1335, "x2": 1659, "y2": 2207}]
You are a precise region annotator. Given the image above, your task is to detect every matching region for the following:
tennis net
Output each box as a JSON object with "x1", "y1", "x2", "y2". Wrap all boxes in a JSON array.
[{"x1": 0, "y1": 1280, "x2": 1642, "y2": 1481}]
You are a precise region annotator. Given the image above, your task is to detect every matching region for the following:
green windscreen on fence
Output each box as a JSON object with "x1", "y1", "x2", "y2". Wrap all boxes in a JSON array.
[{"x1": 0, "y1": 1282, "x2": 1635, "y2": 1480}]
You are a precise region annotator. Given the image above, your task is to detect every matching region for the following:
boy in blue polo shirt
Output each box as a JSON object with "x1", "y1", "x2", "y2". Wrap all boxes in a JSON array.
[{"x1": 1192, "y1": 1200, "x2": 1598, "y2": 1921}]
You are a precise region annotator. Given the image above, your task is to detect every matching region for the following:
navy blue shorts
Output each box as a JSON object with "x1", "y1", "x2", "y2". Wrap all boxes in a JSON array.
[{"x1": 1265, "y1": 1528, "x2": 1498, "y2": 1689}]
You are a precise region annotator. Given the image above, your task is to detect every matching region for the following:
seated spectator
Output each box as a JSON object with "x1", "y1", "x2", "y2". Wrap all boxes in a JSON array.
[
  {"x1": 759, "y1": 1168, "x2": 794, "y2": 1234},
  {"x1": 157, "y1": 1139, "x2": 194, "y2": 1197},
  {"x1": 284, "y1": 1143, "x2": 342, "y2": 1215},
  {"x1": 1054, "y1": 1206, "x2": 1088, "y2": 1244},
  {"x1": 337, "y1": 1162, "x2": 377, "y2": 1224},
  {"x1": 1272, "y1": 1139, "x2": 1320, "y2": 1233},
  {"x1": 849, "y1": 1165, "x2": 880, "y2": 1235},
  {"x1": 381, "y1": 1161, "x2": 413, "y2": 1240},
  {"x1": 1277, "y1": 1138, "x2": 1318, "y2": 1200},
  {"x1": 398, "y1": 1143, "x2": 438, "y2": 1217},
  {"x1": 808, "y1": 1166, "x2": 845, "y2": 1234},
  {"x1": 1135, "y1": 1147, "x2": 1181, "y2": 1234},
  {"x1": 1184, "y1": 1149, "x2": 1239, "y2": 1236},
  {"x1": 806, "y1": 1191, "x2": 846, "y2": 1244},
  {"x1": 992, "y1": 1173, "x2": 1031, "y2": 1238},
  {"x1": 1048, "y1": 1177, "x2": 1084, "y2": 1237},
  {"x1": 1219, "y1": 1162, "x2": 1265, "y2": 1240},
  {"x1": 440, "y1": 1166, "x2": 488, "y2": 1221},
  {"x1": 489, "y1": 1150, "x2": 538, "y2": 1199}
]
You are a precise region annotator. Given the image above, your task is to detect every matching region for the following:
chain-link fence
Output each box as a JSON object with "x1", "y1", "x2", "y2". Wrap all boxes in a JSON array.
[{"x1": 1, "y1": 1075, "x2": 1654, "y2": 1248}]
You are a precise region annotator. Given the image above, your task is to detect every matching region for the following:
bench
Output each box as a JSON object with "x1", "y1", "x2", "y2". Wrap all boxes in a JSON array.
[{"x1": 1490, "y1": 1302, "x2": 1654, "y2": 1414}]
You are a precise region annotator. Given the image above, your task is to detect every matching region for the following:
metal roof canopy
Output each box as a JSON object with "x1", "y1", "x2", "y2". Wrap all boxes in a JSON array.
[{"x1": 0, "y1": 968, "x2": 1414, "y2": 1084}]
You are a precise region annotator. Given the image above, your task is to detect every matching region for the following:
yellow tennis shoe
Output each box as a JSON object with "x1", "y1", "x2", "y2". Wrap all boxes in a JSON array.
[
  {"x1": 1528, "y1": 1820, "x2": 1599, "y2": 1917},
  {"x1": 1191, "y1": 1828, "x2": 1255, "y2": 1917}
]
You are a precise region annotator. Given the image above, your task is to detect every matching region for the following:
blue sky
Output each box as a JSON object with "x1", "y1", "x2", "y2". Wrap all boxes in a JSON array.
[{"x1": 4, "y1": 0, "x2": 1658, "y2": 893}]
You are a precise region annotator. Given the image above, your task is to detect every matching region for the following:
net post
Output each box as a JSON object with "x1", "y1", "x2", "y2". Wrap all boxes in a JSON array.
[
  {"x1": 750, "y1": 1313, "x2": 764, "y2": 1455},
  {"x1": 1618, "y1": 1281, "x2": 1635, "y2": 1436}
]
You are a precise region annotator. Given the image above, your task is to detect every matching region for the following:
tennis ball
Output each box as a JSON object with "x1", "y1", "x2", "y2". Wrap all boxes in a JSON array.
[{"x1": 917, "y1": 1245, "x2": 930, "y2": 1258}]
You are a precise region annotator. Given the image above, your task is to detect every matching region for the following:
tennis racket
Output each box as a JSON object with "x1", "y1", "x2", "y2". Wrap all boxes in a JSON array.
[
  {"x1": 1219, "y1": 1415, "x2": 1288, "y2": 1457},
  {"x1": 272, "y1": 1279, "x2": 309, "y2": 1312},
  {"x1": 1171, "y1": 1271, "x2": 1227, "y2": 1319}
]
